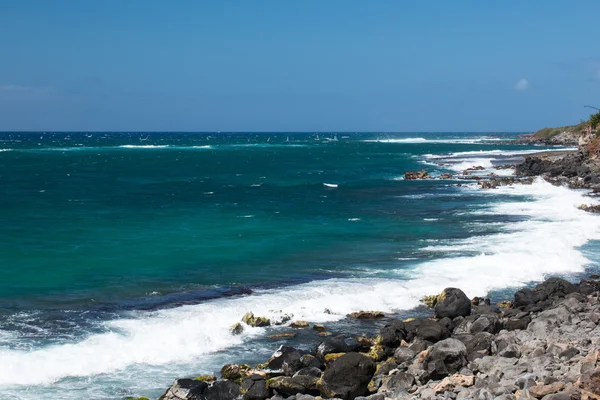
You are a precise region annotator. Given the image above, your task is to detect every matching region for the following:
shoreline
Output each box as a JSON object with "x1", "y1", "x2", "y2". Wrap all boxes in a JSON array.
[
  {"x1": 156, "y1": 276, "x2": 600, "y2": 400},
  {"x1": 147, "y1": 149, "x2": 600, "y2": 400}
]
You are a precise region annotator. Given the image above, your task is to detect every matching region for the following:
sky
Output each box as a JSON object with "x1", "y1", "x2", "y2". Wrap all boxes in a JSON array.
[{"x1": 0, "y1": 1, "x2": 599, "y2": 132}]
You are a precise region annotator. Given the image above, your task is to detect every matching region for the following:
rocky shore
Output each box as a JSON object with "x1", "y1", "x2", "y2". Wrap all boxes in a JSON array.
[{"x1": 151, "y1": 277, "x2": 600, "y2": 400}]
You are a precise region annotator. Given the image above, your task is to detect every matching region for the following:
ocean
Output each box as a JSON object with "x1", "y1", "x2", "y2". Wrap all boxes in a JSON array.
[{"x1": 0, "y1": 132, "x2": 598, "y2": 399}]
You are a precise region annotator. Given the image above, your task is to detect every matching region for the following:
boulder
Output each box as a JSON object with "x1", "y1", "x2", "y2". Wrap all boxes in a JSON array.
[
  {"x1": 241, "y1": 376, "x2": 269, "y2": 400},
  {"x1": 293, "y1": 367, "x2": 323, "y2": 378},
  {"x1": 434, "y1": 288, "x2": 472, "y2": 319},
  {"x1": 422, "y1": 338, "x2": 468, "y2": 381},
  {"x1": 456, "y1": 332, "x2": 494, "y2": 355},
  {"x1": 242, "y1": 312, "x2": 271, "y2": 327},
  {"x1": 393, "y1": 347, "x2": 416, "y2": 364},
  {"x1": 266, "y1": 346, "x2": 305, "y2": 376},
  {"x1": 504, "y1": 315, "x2": 531, "y2": 331},
  {"x1": 533, "y1": 277, "x2": 576, "y2": 302},
  {"x1": 300, "y1": 354, "x2": 323, "y2": 370},
  {"x1": 378, "y1": 319, "x2": 406, "y2": 348},
  {"x1": 317, "y1": 352, "x2": 376, "y2": 399},
  {"x1": 204, "y1": 381, "x2": 242, "y2": 400},
  {"x1": 514, "y1": 288, "x2": 538, "y2": 308},
  {"x1": 316, "y1": 339, "x2": 349, "y2": 360},
  {"x1": 378, "y1": 372, "x2": 415, "y2": 394},
  {"x1": 160, "y1": 379, "x2": 208, "y2": 400},
  {"x1": 415, "y1": 319, "x2": 450, "y2": 343}
]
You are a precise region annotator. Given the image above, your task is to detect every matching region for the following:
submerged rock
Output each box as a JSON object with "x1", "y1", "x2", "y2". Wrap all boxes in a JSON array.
[
  {"x1": 290, "y1": 321, "x2": 309, "y2": 328},
  {"x1": 346, "y1": 311, "x2": 385, "y2": 320}
]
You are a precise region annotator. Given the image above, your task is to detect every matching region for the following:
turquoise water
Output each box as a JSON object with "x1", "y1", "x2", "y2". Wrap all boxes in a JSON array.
[{"x1": 0, "y1": 132, "x2": 598, "y2": 399}]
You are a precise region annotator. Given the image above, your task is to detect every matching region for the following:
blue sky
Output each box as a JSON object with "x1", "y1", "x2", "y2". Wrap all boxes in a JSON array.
[{"x1": 0, "y1": 1, "x2": 599, "y2": 132}]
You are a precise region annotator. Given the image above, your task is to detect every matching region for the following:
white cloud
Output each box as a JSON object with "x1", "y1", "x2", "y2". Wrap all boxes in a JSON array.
[{"x1": 514, "y1": 78, "x2": 529, "y2": 91}]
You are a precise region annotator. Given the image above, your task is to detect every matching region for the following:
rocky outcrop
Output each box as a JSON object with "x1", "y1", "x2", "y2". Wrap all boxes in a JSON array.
[
  {"x1": 519, "y1": 121, "x2": 591, "y2": 146},
  {"x1": 516, "y1": 151, "x2": 600, "y2": 189},
  {"x1": 404, "y1": 170, "x2": 429, "y2": 180}
]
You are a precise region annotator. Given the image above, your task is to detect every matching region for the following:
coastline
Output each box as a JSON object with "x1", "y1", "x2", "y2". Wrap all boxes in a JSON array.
[
  {"x1": 145, "y1": 148, "x2": 600, "y2": 400},
  {"x1": 155, "y1": 278, "x2": 600, "y2": 400}
]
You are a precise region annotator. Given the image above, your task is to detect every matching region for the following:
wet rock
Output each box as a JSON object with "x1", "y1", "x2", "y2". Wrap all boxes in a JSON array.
[
  {"x1": 160, "y1": 379, "x2": 208, "y2": 400},
  {"x1": 434, "y1": 288, "x2": 472, "y2": 319},
  {"x1": 300, "y1": 355, "x2": 323, "y2": 370},
  {"x1": 316, "y1": 338, "x2": 349, "y2": 359},
  {"x1": 231, "y1": 322, "x2": 245, "y2": 335},
  {"x1": 242, "y1": 312, "x2": 271, "y2": 327},
  {"x1": 268, "y1": 333, "x2": 297, "y2": 340},
  {"x1": 312, "y1": 324, "x2": 326, "y2": 332},
  {"x1": 422, "y1": 338, "x2": 468, "y2": 381},
  {"x1": 440, "y1": 173, "x2": 454, "y2": 179},
  {"x1": 346, "y1": 311, "x2": 385, "y2": 320},
  {"x1": 514, "y1": 288, "x2": 539, "y2": 308},
  {"x1": 533, "y1": 277, "x2": 577, "y2": 302},
  {"x1": 316, "y1": 352, "x2": 376, "y2": 399},
  {"x1": 293, "y1": 367, "x2": 322, "y2": 378},
  {"x1": 204, "y1": 381, "x2": 242, "y2": 400},
  {"x1": 266, "y1": 346, "x2": 305, "y2": 376},
  {"x1": 405, "y1": 170, "x2": 429, "y2": 180},
  {"x1": 290, "y1": 321, "x2": 309, "y2": 328},
  {"x1": 222, "y1": 364, "x2": 251, "y2": 382}
]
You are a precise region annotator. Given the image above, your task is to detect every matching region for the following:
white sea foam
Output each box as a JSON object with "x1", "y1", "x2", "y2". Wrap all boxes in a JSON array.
[
  {"x1": 323, "y1": 183, "x2": 338, "y2": 188},
  {"x1": 426, "y1": 147, "x2": 576, "y2": 159},
  {"x1": 446, "y1": 158, "x2": 494, "y2": 172},
  {"x1": 363, "y1": 137, "x2": 511, "y2": 144},
  {"x1": 0, "y1": 180, "x2": 598, "y2": 388},
  {"x1": 119, "y1": 145, "x2": 169, "y2": 149}
]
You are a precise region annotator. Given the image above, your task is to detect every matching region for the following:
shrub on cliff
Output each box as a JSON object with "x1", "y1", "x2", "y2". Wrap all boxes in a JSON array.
[{"x1": 590, "y1": 111, "x2": 600, "y2": 131}]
